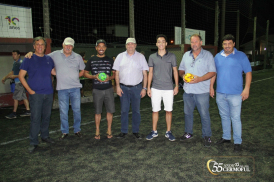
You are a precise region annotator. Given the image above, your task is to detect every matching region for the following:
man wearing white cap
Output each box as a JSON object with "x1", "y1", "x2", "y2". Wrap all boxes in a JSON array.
[
  {"x1": 113, "y1": 38, "x2": 149, "y2": 139},
  {"x1": 25, "y1": 37, "x2": 85, "y2": 140}
]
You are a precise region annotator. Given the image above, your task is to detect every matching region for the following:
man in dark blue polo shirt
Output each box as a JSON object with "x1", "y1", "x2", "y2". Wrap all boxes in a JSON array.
[{"x1": 19, "y1": 37, "x2": 55, "y2": 153}]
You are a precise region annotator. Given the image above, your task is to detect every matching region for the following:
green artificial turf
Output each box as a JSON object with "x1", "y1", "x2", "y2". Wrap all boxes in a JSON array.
[{"x1": 0, "y1": 69, "x2": 273, "y2": 181}]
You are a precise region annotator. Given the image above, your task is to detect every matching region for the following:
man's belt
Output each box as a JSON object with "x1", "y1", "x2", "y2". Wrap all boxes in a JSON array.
[{"x1": 120, "y1": 82, "x2": 142, "y2": 87}]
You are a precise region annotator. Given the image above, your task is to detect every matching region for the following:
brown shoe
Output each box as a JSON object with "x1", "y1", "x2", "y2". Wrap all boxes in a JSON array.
[
  {"x1": 59, "y1": 133, "x2": 68, "y2": 140},
  {"x1": 75, "y1": 132, "x2": 82, "y2": 138}
]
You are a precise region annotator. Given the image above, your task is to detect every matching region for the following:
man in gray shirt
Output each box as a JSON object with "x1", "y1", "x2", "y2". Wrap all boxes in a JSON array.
[
  {"x1": 146, "y1": 34, "x2": 179, "y2": 141},
  {"x1": 49, "y1": 37, "x2": 85, "y2": 140}
]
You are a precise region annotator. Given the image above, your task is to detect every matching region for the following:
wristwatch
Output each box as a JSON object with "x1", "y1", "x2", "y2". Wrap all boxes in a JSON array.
[{"x1": 143, "y1": 87, "x2": 147, "y2": 90}]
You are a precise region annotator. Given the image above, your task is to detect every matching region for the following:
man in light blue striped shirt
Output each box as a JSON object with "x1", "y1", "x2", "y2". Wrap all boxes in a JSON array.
[{"x1": 178, "y1": 34, "x2": 216, "y2": 147}]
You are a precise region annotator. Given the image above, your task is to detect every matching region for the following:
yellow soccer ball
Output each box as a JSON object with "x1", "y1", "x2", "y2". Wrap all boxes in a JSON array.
[{"x1": 184, "y1": 73, "x2": 194, "y2": 83}]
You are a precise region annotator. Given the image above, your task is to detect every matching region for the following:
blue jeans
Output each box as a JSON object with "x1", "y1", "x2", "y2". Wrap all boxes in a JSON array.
[
  {"x1": 29, "y1": 93, "x2": 53, "y2": 145},
  {"x1": 183, "y1": 92, "x2": 212, "y2": 137},
  {"x1": 120, "y1": 83, "x2": 142, "y2": 133},
  {"x1": 58, "y1": 88, "x2": 81, "y2": 134},
  {"x1": 216, "y1": 92, "x2": 242, "y2": 144}
]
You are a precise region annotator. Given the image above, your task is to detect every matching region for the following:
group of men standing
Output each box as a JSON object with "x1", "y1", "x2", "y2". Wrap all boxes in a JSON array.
[
  {"x1": 19, "y1": 37, "x2": 85, "y2": 152},
  {"x1": 178, "y1": 33, "x2": 251, "y2": 151},
  {"x1": 2, "y1": 33, "x2": 251, "y2": 153}
]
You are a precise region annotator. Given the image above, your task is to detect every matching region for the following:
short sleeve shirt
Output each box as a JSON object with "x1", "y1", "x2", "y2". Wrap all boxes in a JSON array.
[
  {"x1": 179, "y1": 48, "x2": 216, "y2": 94},
  {"x1": 214, "y1": 48, "x2": 252, "y2": 94},
  {"x1": 85, "y1": 56, "x2": 114, "y2": 90},
  {"x1": 148, "y1": 51, "x2": 177, "y2": 90},
  {"x1": 113, "y1": 51, "x2": 149, "y2": 85},
  {"x1": 48, "y1": 50, "x2": 86, "y2": 90},
  {"x1": 20, "y1": 54, "x2": 54, "y2": 94}
]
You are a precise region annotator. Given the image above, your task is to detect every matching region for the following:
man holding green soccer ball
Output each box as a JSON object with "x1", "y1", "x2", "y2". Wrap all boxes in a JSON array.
[
  {"x1": 98, "y1": 72, "x2": 107, "y2": 81},
  {"x1": 84, "y1": 39, "x2": 115, "y2": 139}
]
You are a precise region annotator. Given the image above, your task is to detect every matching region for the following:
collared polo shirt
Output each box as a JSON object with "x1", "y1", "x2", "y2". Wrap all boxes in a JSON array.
[
  {"x1": 221, "y1": 49, "x2": 235, "y2": 57},
  {"x1": 20, "y1": 54, "x2": 54, "y2": 94},
  {"x1": 148, "y1": 51, "x2": 177, "y2": 90},
  {"x1": 48, "y1": 50, "x2": 86, "y2": 90},
  {"x1": 215, "y1": 48, "x2": 252, "y2": 94},
  {"x1": 179, "y1": 48, "x2": 216, "y2": 94},
  {"x1": 113, "y1": 50, "x2": 149, "y2": 85}
]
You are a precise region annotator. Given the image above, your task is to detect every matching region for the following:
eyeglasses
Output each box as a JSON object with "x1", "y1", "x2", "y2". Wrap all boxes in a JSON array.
[{"x1": 190, "y1": 57, "x2": 195, "y2": 67}]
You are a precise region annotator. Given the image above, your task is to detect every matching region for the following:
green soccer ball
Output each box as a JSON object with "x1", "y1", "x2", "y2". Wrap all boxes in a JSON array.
[{"x1": 98, "y1": 72, "x2": 107, "y2": 81}]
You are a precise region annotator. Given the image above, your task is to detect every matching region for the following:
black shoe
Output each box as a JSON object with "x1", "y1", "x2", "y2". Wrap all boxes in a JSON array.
[
  {"x1": 59, "y1": 133, "x2": 68, "y2": 140},
  {"x1": 215, "y1": 138, "x2": 231, "y2": 144},
  {"x1": 41, "y1": 137, "x2": 55, "y2": 143},
  {"x1": 5, "y1": 112, "x2": 17, "y2": 119},
  {"x1": 28, "y1": 145, "x2": 38, "y2": 153},
  {"x1": 20, "y1": 111, "x2": 31, "y2": 117},
  {"x1": 116, "y1": 133, "x2": 127, "y2": 138},
  {"x1": 180, "y1": 133, "x2": 193, "y2": 141},
  {"x1": 234, "y1": 144, "x2": 242, "y2": 152},
  {"x1": 75, "y1": 132, "x2": 83, "y2": 138},
  {"x1": 204, "y1": 136, "x2": 211, "y2": 147},
  {"x1": 133, "y1": 133, "x2": 142, "y2": 139}
]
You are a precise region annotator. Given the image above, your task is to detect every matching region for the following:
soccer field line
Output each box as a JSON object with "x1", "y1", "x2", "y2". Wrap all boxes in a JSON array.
[
  {"x1": 0, "y1": 100, "x2": 183, "y2": 146},
  {"x1": 251, "y1": 76, "x2": 274, "y2": 83},
  {"x1": 0, "y1": 76, "x2": 272, "y2": 146}
]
